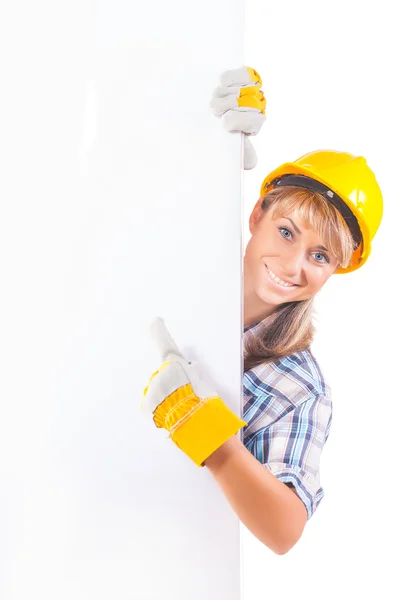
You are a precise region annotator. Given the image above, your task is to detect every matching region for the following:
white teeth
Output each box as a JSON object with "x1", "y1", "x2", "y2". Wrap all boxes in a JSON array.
[{"x1": 267, "y1": 266, "x2": 295, "y2": 287}]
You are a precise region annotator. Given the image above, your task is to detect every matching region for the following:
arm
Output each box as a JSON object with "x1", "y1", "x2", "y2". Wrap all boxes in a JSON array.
[{"x1": 204, "y1": 435, "x2": 307, "y2": 555}]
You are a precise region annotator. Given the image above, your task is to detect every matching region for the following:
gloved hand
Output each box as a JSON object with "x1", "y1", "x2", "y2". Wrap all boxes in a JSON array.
[
  {"x1": 210, "y1": 66, "x2": 266, "y2": 170},
  {"x1": 141, "y1": 317, "x2": 247, "y2": 467}
]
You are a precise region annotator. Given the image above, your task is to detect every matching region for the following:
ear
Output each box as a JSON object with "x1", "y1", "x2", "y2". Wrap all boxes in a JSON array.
[{"x1": 249, "y1": 197, "x2": 265, "y2": 234}]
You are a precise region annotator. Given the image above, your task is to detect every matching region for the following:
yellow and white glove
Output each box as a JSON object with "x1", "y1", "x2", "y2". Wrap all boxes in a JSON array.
[
  {"x1": 210, "y1": 66, "x2": 266, "y2": 170},
  {"x1": 141, "y1": 317, "x2": 247, "y2": 467}
]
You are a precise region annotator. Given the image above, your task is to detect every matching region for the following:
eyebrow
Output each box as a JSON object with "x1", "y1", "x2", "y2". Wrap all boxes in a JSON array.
[
  {"x1": 284, "y1": 217, "x2": 302, "y2": 234},
  {"x1": 283, "y1": 217, "x2": 329, "y2": 253}
]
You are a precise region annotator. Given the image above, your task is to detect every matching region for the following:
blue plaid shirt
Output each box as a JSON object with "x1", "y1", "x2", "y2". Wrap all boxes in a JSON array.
[{"x1": 242, "y1": 320, "x2": 333, "y2": 520}]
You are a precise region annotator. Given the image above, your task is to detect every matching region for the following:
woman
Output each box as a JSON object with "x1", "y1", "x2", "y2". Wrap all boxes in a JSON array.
[{"x1": 141, "y1": 69, "x2": 384, "y2": 555}]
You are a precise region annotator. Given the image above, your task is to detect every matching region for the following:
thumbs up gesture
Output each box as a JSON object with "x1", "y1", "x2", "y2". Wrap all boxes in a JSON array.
[{"x1": 142, "y1": 318, "x2": 247, "y2": 467}]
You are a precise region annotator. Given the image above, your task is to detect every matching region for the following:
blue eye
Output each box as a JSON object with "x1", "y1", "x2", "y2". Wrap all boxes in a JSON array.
[
  {"x1": 279, "y1": 226, "x2": 293, "y2": 239},
  {"x1": 313, "y1": 252, "x2": 330, "y2": 264}
]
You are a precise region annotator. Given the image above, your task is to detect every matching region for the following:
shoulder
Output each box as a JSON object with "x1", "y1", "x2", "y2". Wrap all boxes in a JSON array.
[
  {"x1": 244, "y1": 347, "x2": 331, "y2": 403},
  {"x1": 243, "y1": 348, "x2": 332, "y2": 431},
  {"x1": 284, "y1": 347, "x2": 332, "y2": 399}
]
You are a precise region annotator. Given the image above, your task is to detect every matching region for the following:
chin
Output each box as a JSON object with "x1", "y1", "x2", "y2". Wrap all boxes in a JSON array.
[{"x1": 256, "y1": 288, "x2": 282, "y2": 307}]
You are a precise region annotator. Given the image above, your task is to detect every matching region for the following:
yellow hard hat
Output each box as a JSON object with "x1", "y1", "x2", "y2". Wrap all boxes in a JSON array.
[{"x1": 259, "y1": 150, "x2": 383, "y2": 274}]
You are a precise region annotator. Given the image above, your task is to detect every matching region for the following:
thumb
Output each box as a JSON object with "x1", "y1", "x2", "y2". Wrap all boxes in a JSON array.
[{"x1": 243, "y1": 136, "x2": 257, "y2": 170}]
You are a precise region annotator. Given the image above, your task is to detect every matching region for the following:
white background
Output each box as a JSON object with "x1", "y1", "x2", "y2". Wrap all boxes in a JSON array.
[
  {"x1": 243, "y1": 0, "x2": 399, "y2": 596},
  {"x1": 0, "y1": 1, "x2": 245, "y2": 599}
]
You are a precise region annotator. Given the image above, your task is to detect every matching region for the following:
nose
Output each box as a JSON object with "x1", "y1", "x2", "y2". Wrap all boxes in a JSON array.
[{"x1": 280, "y1": 250, "x2": 304, "y2": 281}]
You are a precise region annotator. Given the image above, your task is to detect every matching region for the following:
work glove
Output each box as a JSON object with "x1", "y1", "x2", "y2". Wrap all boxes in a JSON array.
[
  {"x1": 210, "y1": 66, "x2": 266, "y2": 170},
  {"x1": 141, "y1": 317, "x2": 247, "y2": 467}
]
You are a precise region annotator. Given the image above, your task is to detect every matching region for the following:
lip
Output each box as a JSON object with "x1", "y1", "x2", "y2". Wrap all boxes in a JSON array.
[{"x1": 264, "y1": 265, "x2": 299, "y2": 290}]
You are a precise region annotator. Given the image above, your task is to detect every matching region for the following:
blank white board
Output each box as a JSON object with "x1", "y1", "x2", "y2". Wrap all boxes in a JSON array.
[{"x1": 0, "y1": 1, "x2": 245, "y2": 599}]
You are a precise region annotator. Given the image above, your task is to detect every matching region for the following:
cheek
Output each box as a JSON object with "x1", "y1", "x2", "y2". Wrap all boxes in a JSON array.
[
  {"x1": 254, "y1": 233, "x2": 275, "y2": 257},
  {"x1": 309, "y1": 269, "x2": 331, "y2": 290},
  {"x1": 246, "y1": 235, "x2": 264, "y2": 260}
]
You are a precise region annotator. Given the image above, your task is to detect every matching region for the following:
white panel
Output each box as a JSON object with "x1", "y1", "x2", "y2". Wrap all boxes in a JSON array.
[{"x1": 0, "y1": 2, "x2": 245, "y2": 599}]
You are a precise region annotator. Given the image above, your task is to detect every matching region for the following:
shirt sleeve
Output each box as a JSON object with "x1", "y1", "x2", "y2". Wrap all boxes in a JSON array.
[{"x1": 245, "y1": 393, "x2": 332, "y2": 520}]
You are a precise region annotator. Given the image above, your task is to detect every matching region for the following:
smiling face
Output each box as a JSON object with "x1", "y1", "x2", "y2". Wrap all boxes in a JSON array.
[{"x1": 243, "y1": 188, "x2": 354, "y2": 325}]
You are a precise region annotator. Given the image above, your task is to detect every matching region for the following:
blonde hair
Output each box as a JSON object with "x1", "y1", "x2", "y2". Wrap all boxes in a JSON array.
[{"x1": 244, "y1": 186, "x2": 356, "y2": 372}]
